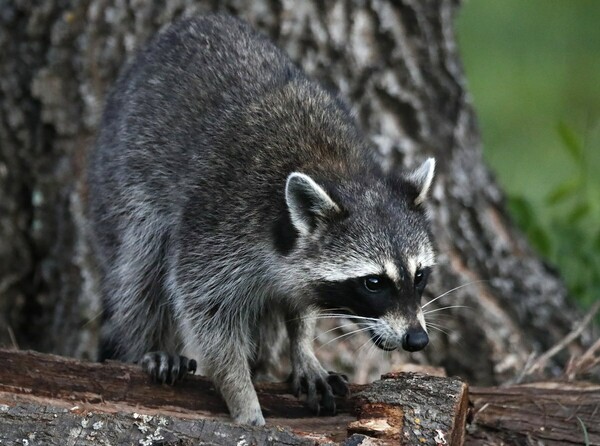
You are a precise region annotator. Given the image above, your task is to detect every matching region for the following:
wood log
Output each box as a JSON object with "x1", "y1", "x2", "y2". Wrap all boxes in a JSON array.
[
  {"x1": 468, "y1": 382, "x2": 600, "y2": 446},
  {"x1": 0, "y1": 349, "x2": 468, "y2": 445},
  {"x1": 350, "y1": 372, "x2": 468, "y2": 445},
  {"x1": 3, "y1": 350, "x2": 598, "y2": 444}
]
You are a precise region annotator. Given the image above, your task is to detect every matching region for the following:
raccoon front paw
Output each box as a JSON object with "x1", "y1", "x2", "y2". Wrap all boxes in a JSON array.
[
  {"x1": 232, "y1": 409, "x2": 266, "y2": 427},
  {"x1": 288, "y1": 369, "x2": 349, "y2": 416},
  {"x1": 140, "y1": 352, "x2": 197, "y2": 385},
  {"x1": 326, "y1": 371, "x2": 350, "y2": 397}
]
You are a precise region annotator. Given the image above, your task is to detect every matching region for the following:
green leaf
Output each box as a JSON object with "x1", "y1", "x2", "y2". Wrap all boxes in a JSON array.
[
  {"x1": 556, "y1": 121, "x2": 583, "y2": 163},
  {"x1": 508, "y1": 195, "x2": 536, "y2": 229},
  {"x1": 546, "y1": 179, "x2": 580, "y2": 205},
  {"x1": 576, "y1": 416, "x2": 590, "y2": 446},
  {"x1": 567, "y1": 202, "x2": 591, "y2": 224},
  {"x1": 594, "y1": 230, "x2": 600, "y2": 252},
  {"x1": 528, "y1": 226, "x2": 552, "y2": 257}
]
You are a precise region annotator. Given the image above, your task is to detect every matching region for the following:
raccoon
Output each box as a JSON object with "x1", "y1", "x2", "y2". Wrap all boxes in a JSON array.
[{"x1": 87, "y1": 14, "x2": 436, "y2": 426}]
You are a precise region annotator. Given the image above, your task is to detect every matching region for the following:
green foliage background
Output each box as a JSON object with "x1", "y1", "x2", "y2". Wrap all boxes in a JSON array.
[{"x1": 458, "y1": 1, "x2": 600, "y2": 309}]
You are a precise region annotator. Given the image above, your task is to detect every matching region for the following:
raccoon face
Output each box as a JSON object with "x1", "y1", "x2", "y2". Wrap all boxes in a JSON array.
[
  {"x1": 313, "y1": 267, "x2": 432, "y2": 352},
  {"x1": 284, "y1": 158, "x2": 436, "y2": 352}
]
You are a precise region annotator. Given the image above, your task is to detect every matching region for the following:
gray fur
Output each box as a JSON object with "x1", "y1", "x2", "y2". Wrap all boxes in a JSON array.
[{"x1": 88, "y1": 14, "x2": 435, "y2": 426}]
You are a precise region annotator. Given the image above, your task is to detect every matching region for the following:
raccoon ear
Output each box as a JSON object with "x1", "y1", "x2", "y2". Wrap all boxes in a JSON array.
[
  {"x1": 285, "y1": 172, "x2": 341, "y2": 235},
  {"x1": 407, "y1": 158, "x2": 435, "y2": 206}
]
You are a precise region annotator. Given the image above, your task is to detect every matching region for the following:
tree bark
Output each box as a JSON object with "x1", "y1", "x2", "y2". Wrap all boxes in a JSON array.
[
  {"x1": 468, "y1": 382, "x2": 600, "y2": 445},
  {"x1": 0, "y1": 0, "x2": 593, "y2": 384},
  {"x1": 1, "y1": 405, "x2": 323, "y2": 446}
]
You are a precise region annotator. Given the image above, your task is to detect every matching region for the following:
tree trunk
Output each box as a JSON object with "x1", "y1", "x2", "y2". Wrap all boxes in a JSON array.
[{"x1": 0, "y1": 0, "x2": 593, "y2": 384}]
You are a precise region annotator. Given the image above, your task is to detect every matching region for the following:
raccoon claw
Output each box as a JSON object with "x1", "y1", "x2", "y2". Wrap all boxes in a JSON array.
[
  {"x1": 289, "y1": 371, "x2": 344, "y2": 416},
  {"x1": 140, "y1": 352, "x2": 196, "y2": 385},
  {"x1": 327, "y1": 371, "x2": 350, "y2": 397}
]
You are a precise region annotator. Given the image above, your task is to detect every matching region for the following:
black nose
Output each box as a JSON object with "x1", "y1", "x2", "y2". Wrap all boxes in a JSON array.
[{"x1": 402, "y1": 327, "x2": 429, "y2": 352}]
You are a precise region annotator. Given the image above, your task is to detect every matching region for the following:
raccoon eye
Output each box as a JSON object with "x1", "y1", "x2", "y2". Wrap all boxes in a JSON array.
[
  {"x1": 414, "y1": 268, "x2": 430, "y2": 291},
  {"x1": 415, "y1": 270, "x2": 424, "y2": 285},
  {"x1": 363, "y1": 275, "x2": 385, "y2": 292}
]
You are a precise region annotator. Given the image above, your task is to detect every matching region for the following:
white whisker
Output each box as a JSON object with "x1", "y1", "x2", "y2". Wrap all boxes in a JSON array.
[
  {"x1": 316, "y1": 326, "x2": 372, "y2": 351},
  {"x1": 423, "y1": 305, "x2": 472, "y2": 315},
  {"x1": 422, "y1": 280, "x2": 487, "y2": 309},
  {"x1": 289, "y1": 313, "x2": 379, "y2": 323},
  {"x1": 313, "y1": 322, "x2": 363, "y2": 341},
  {"x1": 426, "y1": 323, "x2": 451, "y2": 337},
  {"x1": 316, "y1": 314, "x2": 379, "y2": 321},
  {"x1": 356, "y1": 334, "x2": 374, "y2": 354}
]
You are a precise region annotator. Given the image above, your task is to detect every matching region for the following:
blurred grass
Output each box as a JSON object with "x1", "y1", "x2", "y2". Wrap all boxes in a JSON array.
[{"x1": 457, "y1": 1, "x2": 600, "y2": 310}]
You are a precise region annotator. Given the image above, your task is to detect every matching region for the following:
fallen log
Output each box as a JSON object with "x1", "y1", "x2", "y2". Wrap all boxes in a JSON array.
[
  {"x1": 468, "y1": 381, "x2": 600, "y2": 445},
  {"x1": 0, "y1": 349, "x2": 468, "y2": 445},
  {"x1": 2, "y1": 350, "x2": 597, "y2": 445}
]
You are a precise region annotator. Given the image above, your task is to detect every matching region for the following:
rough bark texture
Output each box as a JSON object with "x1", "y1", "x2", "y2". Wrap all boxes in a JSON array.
[
  {"x1": 350, "y1": 372, "x2": 468, "y2": 444},
  {"x1": 0, "y1": 350, "x2": 468, "y2": 445},
  {"x1": 0, "y1": 405, "x2": 318, "y2": 446},
  {"x1": 468, "y1": 382, "x2": 600, "y2": 445},
  {"x1": 0, "y1": 0, "x2": 593, "y2": 385}
]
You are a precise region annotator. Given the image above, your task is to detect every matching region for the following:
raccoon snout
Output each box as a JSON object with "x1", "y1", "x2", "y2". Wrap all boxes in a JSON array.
[{"x1": 402, "y1": 326, "x2": 429, "y2": 352}]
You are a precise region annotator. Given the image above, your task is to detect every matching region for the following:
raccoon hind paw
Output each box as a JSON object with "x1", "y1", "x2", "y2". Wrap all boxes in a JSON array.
[{"x1": 140, "y1": 352, "x2": 197, "y2": 385}]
